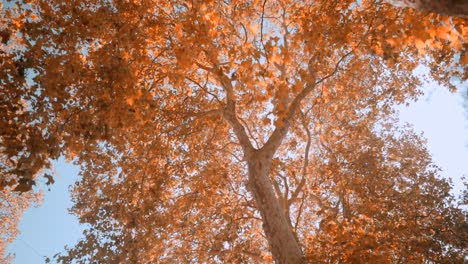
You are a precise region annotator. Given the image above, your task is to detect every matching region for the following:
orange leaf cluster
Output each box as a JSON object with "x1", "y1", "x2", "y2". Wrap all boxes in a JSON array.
[{"x1": 1, "y1": 0, "x2": 466, "y2": 263}]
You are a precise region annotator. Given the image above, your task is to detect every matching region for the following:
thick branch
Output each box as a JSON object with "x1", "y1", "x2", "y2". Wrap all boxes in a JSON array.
[
  {"x1": 383, "y1": 0, "x2": 468, "y2": 18},
  {"x1": 197, "y1": 61, "x2": 254, "y2": 154},
  {"x1": 262, "y1": 51, "x2": 352, "y2": 157},
  {"x1": 217, "y1": 69, "x2": 254, "y2": 154}
]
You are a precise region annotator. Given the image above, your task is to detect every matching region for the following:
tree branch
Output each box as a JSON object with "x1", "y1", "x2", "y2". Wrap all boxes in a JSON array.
[
  {"x1": 196, "y1": 59, "x2": 254, "y2": 154},
  {"x1": 261, "y1": 50, "x2": 352, "y2": 158},
  {"x1": 238, "y1": 115, "x2": 261, "y2": 149},
  {"x1": 294, "y1": 193, "x2": 306, "y2": 233},
  {"x1": 289, "y1": 110, "x2": 312, "y2": 204}
]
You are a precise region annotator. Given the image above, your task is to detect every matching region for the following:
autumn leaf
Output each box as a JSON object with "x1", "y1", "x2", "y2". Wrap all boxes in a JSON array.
[
  {"x1": 13, "y1": 179, "x2": 35, "y2": 193},
  {"x1": 1, "y1": 0, "x2": 466, "y2": 263},
  {"x1": 44, "y1": 174, "x2": 55, "y2": 186}
]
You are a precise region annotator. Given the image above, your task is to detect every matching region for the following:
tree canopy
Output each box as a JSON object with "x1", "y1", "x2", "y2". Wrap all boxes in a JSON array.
[{"x1": 1, "y1": 0, "x2": 467, "y2": 263}]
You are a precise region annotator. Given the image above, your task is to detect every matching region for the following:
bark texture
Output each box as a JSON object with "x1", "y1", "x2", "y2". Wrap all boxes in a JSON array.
[
  {"x1": 247, "y1": 154, "x2": 304, "y2": 264},
  {"x1": 219, "y1": 66, "x2": 306, "y2": 262},
  {"x1": 384, "y1": 0, "x2": 468, "y2": 17}
]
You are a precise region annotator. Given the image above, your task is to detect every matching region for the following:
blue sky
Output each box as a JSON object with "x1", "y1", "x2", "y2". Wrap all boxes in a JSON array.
[
  {"x1": 6, "y1": 160, "x2": 84, "y2": 264},
  {"x1": 6, "y1": 83, "x2": 468, "y2": 263},
  {"x1": 398, "y1": 84, "x2": 468, "y2": 195}
]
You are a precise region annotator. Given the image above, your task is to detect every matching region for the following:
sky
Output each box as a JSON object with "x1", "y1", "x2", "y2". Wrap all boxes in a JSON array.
[
  {"x1": 5, "y1": 84, "x2": 468, "y2": 263},
  {"x1": 398, "y1": 84, "x2": 468, "y2": 194},
  {"x1": 6, "y1": 159, "x2": 85, "y2": 264}
]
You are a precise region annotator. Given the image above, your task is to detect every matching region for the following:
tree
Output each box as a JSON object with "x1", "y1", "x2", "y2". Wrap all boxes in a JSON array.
[
  {"x1": 384, "y1": 0, "x2": 468, "y2": 18},
  {"x1": 0, "y1": 190, "x2": 42, "y2": 263},
  {"x1": 1, "y1": 0, "x2": 466, "y2": 263}
]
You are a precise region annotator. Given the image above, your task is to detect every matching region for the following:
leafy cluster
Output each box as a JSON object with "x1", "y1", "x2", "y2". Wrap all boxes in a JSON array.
[{"x1": 1, "y1": 0, "x2": 466, "y2": 263}]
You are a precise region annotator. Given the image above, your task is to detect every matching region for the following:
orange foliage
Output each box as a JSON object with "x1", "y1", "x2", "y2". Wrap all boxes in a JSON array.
[
  {"x1": 0, "y1": 191, "x2": 42, "y2": 264},
  {"x1": 1, "y1": 0, "x2": 466, "y2": 262}
]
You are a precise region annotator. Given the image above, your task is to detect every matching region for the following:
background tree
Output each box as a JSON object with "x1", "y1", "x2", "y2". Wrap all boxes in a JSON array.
[
  {"x1": 1, "y1": 4, "x2": 45, "y2": 262},
  {"x1": 384, "y1": 0, "x2": 468, "y2": 17},
  {"x1": 0, "y1": 190, "x2": 42, "y2": 263},
  {"x1": 1, "y1": 0, "x2": 466, "y2": 263}
]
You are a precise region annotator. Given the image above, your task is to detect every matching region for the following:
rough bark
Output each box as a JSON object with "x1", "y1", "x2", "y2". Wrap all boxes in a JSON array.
[
  {"x1": 384, "y1": 0, "x2": 468, "y2": 17},
  {"x1": 214, "y1": 57, "x2": 323, "y2": 263},
  {"x1": 247, "y1": 153, "x2": 304, "y2": 264}
]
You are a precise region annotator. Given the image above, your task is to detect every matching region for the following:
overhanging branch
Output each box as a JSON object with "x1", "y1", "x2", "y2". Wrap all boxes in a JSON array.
[{"x1": 261, "y1": 50, "x2": 352, "y2": 157}]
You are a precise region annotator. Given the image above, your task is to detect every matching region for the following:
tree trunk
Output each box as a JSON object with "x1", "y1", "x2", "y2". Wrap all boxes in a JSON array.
[
  {"x1": 384, "y1": 0, "x2": 468, "y2": 17},
  {"x1": 247, "y1": 155, "x2": 304, "y2": 263}
]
